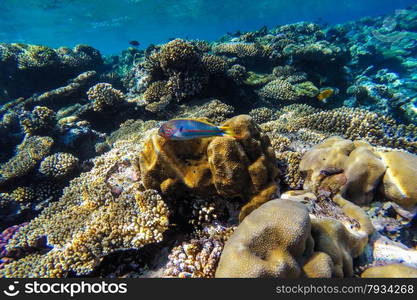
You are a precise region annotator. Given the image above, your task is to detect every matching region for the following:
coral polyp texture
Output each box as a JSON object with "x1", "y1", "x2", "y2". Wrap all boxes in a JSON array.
[
  {"x1": 216, "y1": 197, "x2": 372, "y2": 278},
  {"x1": 87, "y1": 83, "x2": 126, "y2": 112},
  {"x1": 139, "y1": 114, "x2": 279, "y2": 221},
  {"x1": 2, "y1": 4, "x2": 417, "y2": 279},
  {"x1": 300, "y1": 136, "x2": 417, "y2": 210},
  {"x1": 0, "y1": 142, "x2": 170, "y2": 277}
]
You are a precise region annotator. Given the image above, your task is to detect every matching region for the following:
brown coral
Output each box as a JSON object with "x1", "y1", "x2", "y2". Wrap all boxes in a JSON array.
[
  {"x1": 139, "y1": 115, "x2": 279, "y2": 222},
  {"x1": 87, "y1": 83, "x2": 125, "y2": 112},
  {"x1": 1, "y1": 141, "x2": 169, "y2": 278},
  {"x1": 215, "y1": 198, "x2": 371, "y2": 278}
]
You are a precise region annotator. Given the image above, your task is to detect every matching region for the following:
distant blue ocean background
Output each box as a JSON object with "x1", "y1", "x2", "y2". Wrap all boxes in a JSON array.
[{"x1": 0, "y1": 0, "x2": 416, "y2": 54}]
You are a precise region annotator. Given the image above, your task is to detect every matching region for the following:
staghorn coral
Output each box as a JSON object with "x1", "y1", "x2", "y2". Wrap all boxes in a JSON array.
[
  {"x1": 0, "y1": 136, "x2": 54, "y2": 186},
  {"x1": 38, "y1": 152, "x2": 79, "y2": 179},
  {"x1": 1, "y1": 140, "x2": 170, "y2": 277},
  {"x1": 215, "y1": 198, "x2": 372, "y2": 278},
  {"x1": 20, "y1": 106, "x2": 56, "y2": 136},
  {"x1": 87, "y1": 83, "x2": 125, "y2": 112},
  {"x1": 139, "y1": 115, "x2": 279, "y2": 222}
]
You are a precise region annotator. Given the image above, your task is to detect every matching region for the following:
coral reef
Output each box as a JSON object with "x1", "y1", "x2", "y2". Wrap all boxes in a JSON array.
[
  {"x1": 2, "y1": 5, "x2": 417, "y2": 279},
  {"x1": 216, "y1": 197, "x2": 372, "y2": 278},
  {"x1": 300, "y1": 136, "x2": 417, "y2": 210},
  {"x1": 0, "y1": 43, "x2": 103, "y2": 100},
  {"x1": 38, "y1": 153, "x2": 79, "y2": 179},
  {"x1": 87, "y1": 83, "x2": 126, "y2": 112},
  {"x1": 0, "y1": 140, "x2": 170, "y2": 277},
  {"x1": 0, "y1": 136, "x2": 54, "y2": 186},
  {"x1": 139, "y1": 115, "x2": 279, "y2": 221}
]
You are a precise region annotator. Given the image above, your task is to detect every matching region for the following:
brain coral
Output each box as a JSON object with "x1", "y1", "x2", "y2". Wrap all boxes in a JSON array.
[
  {"x1": 215, "y1": 198, "x2": 372, "y2": 278},
  {"x1": 139, "y1": 115, "x2": 279, "y2": 222},
  {"x1": 0, "y1": 138, "x2": 169, "y2": 278}
]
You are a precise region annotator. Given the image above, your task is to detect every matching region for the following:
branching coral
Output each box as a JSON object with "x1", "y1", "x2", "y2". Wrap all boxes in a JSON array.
[
  {"x1": 257, "y1": 79, "x2": 299, "y2": 103},
  {"x1": 39, "y1": 152, "x2": 79, "y2": 179},
  {"x1": 0, "y1": 136, "x2": 54, "y2": 186},
  {"x1": 87, "y1": 83, "x2": 125, "y2": 112},
  {"x1": 0, "y1": 141, "x2": 170, "y2": 277},
  {"x1": 20, "y1": 106, "x2": 56, "y2": 136}
]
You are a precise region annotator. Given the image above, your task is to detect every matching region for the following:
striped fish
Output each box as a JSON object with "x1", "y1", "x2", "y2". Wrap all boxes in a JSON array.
[{"x1": 158, "y1": 119, "x2": 238, "y2": 140}]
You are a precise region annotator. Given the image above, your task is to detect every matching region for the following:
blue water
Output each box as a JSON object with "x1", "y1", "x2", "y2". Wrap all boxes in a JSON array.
[{"x1": 1, "y1": 0, "x2": 416, "y2": 54}]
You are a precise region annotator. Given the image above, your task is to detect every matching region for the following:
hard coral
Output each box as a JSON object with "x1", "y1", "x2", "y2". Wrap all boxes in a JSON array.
[
  {"x1": 257, "y1": 79, "x2": 299, "y2": 103},
  {"x1": 20, "y1": 106, "x2": 56, "y2": 136},
  {"x1": 39, "y1": 152, "x2": 79, "y2": 179},
  {"x1": 87, "y1": 83, "x2": 125, "y2": 112},
  {"x1": 300, "y1": 136, "x2": 417, "y2": 210},
  {"x1": 361, "y1": 263, "x2": 417, "y2": 278},
  {"x1": 159, "y1": 39, "x2": 200, "y2": 72},
  {"x1": 0, "y1": 136, "x2": 54, "y2": 186},
  {"x1": 1, "y1": 142, "x2": 169, "y2": 277},
  {"x1": 139, "y1": 115, "x2": 279, "y2": 222},
  {"x1": 216, "y1": 198, "x2": 372, "y2": 278}
]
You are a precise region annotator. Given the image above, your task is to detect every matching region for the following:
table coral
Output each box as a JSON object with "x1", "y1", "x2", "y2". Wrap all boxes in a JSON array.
[{"x1": 139, "y1": 114, "x2": 279, "y2": 222}]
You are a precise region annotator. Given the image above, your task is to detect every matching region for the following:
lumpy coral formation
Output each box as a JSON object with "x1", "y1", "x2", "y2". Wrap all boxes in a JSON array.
[
  {"x1": 300, "y1": 136, "x2": 417, "y2": 210},
  {"x1": 216, "y1": 197, "x2": 372, "y2": 278},
  {"x1": 87, "y1": 83, "x2": 126, "y2": 112},
  {"x1": 2, "y1": 5, "x2": 417, "y2": 279},
  {"x1": 139, "y1": 115, "x2": 279, "y2": 221},
  {"x1": 39, "y1": 152, "x2": 79, "y2": 179},
  {"x1": 0, "y1": 141, "x2": 170, "y2": 277}
]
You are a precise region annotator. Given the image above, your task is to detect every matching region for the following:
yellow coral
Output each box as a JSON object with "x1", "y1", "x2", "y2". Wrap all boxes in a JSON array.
[{"x1": 139, "y1": 115, "x2": 279, "y2": 222}]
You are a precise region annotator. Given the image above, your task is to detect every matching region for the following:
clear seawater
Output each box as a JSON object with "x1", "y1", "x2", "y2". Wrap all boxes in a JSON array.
[{"x1": 0, "y1": 0, "x2": 416, "y2": 54}]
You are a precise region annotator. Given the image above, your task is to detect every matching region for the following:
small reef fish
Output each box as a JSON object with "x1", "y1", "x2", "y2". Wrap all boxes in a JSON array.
[
  {"x1": 129, "y1": 40, "x2": 140, "y2": 47},
  {"x1": 317, "y1": 87, "x2": 339, "y2": 103},
  {"x1": 158, "y1": 119, "x2": 238, "y2": 140}
]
